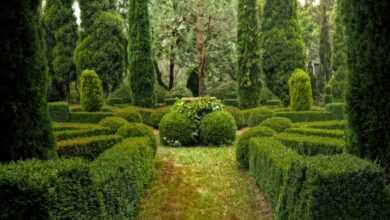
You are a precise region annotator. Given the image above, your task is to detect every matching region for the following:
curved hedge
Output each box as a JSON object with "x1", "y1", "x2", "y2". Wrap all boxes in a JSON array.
[
  {"x1": 247, "y1": 108, "x2": 273, "y2": 127},
  {"x1": 260, "y1": 117, "x2": 293, "y2": 132},
  {"x1": 200, "y1": 111, "x2": 237, "y2": 145},
  {"x1": 114, "y1": 107, "x2": 143, "y2": 123},
  {"x1": 99, "y1": 116, "x2": 128, "y2": 133},
  {"x1": 159, "y1": 112, "x2": 195, "y2": 147},
  {"x1": 116, "y1": 123, "x2": 157, "y2": 154}
]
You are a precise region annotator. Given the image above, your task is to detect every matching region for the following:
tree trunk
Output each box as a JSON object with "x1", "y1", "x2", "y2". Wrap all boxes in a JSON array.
[{"x1": 196, "y1": 0, "x2": 206, "y2": 96}]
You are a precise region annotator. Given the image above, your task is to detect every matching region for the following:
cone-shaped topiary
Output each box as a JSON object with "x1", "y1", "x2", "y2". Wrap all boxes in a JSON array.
[
  {"x1": 80, "y1": 70, "x2": 104, "y2": 112},
  {"x1": 288, "y1": 69, "x2": 313, "y2": 111},
  {"x1": 0, "y1": 0, "x2": 56, "y2": 162}
]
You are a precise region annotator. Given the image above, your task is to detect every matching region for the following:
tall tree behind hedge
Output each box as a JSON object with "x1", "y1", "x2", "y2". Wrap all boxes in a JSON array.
[
  {"x1": 237, "y1": 0, "x2": 262, "y2": 108},
  {"x1": 0, "y1": 0, "x2": 56, "y2": 162},
  {"x1": 43, "y1": 0, "x2": 78, "y2": 101},
  {"x1": 342, "y1": 0, "x2": 390, "y2": 179},
  {"x1": 318, "y1": 2, "x2": 332, "y2": 96},
  {"x1": 262, "y1": 0, "x2": 306, "y2": 106},
  {"x1": 78, "y1": 0, "x2": 110, "y2": 35},
  {"x1": 128, "y1": 0, "x2": 155, "y2": 107}
]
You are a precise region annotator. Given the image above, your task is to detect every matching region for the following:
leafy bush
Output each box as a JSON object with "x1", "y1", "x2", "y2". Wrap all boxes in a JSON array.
[
  {"x1": 294, "y1": 120, "x2": 347, "y2": 130},
  {"x1": 247, "y1": 108, "x2": 273, "y2": 127},
  {"x1": 159, "y1": 112, "x2": 195, "y2": 147},
  {"x1": 116, "y1": 123, "x2": 157, "y2": 154},
  {"x1": 325, "y1": 102, "x2": 345, "y2": 119},
  {"x1": 48, "y1": 102, "x2": 70, "y2": 122},
  {"x1": 288, "y1": 69, "x2": 313, "y2": 111},
  {"x1": 276, "y1": 133, "x2": 345, "y2": 156},
  {"x1": 80, "y1": 69, "x2": 104, "y2": 112},
  {"x1": 69, "y1": 112, "x2": 113, "y2": 123},
  {"x1": 55, "y1": 127, "x2": 112, "y2": 141},
  {"x1": 57, "y1": 135, "x2": 122, "y2": 160},
  {"x1": 285, "y1": 127, "x2": 345, "y2": 138},
  {"x1": 90, "y1": 137, "x2": 155, "y2": 219},
  {"x1": 114, "y1": 107, "x2": 143, "y2": 123},
  {"x1": 260, "y1": 117, "x2": 293, "y2": 132},
  {"x1": 273, "y1": 111, "x2": 336, "y2": 123},
  {"x1": 99, "y1": 116, "x2": 128, "y2": 133},
  {"x1": 236, "y1": 126, "x2": 276, "y2": 169},
  {"x1": 200, "y1": 111, "x2": 237, "y2": 145}
]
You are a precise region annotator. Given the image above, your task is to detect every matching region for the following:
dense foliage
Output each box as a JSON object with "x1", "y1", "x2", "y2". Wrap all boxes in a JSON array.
[
  {"x1": 128, "y1": 0, "x2": 155, "y2": 107},
  {"x1": 342, "y1": 0, "x2": 390, "y2": 179},
  {"x1": 80, "y1": 70, "x2": 104, "y2": 112},
  {"x1": 262, "y1": 0, "x2": 306, "y2": 105},
  {"x1": 0, "y1": 0, "x2": 56, "y2": 162},
  {"x1": 200, "y1": 111, "x2": 237, "y2": 145},
  {"x1": 237, "y1": 0, "x2": 262, "y2": 108},
  {"x1": 318, "y1": 3, "x2": 332, "y2": 95},
  {"x1": 159, "y1": 112, "x2": 195, "y2": 147},
  {"x1": 288, "y1": 69, "x2": 313, "y2": 111}
]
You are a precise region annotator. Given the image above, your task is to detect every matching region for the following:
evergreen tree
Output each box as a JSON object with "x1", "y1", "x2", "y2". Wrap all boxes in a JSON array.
[
  {"x1": 0, "y1": 0, "x2": 56, "y2": 162},
  {"x1": 319, "y1": 2, "x2": 332, "y2": 96},
  {"x1": 43, "y1": 0, "x2": 78, "y2": 101},
  {"x1": 237, "y1": 0, "x2": 262, "y2": 108},
  {"x1": 262, "y1": 0, "x2": 306, "y2": 106},
  {"x1": 128, "y1": 0, "x2": 155, "y2": 107},
  {"x1": 342, "y1": 0, "x2": 390, "y2": 179},
  {"x1": 78, "y1": 0, "x2": 110, "y2": 35}
]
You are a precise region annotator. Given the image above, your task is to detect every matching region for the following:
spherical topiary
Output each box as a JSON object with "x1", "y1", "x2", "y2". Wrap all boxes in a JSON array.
[
  {"x1": 247, "y1": 108, "x2": 273, "y2": 127},
  {"x1": 288, "y1": 69, "x2": 313, "y2": 111},
  {"x1": 99, "y1": 116, "x2": 128, "y2": 133},
  {"x1": 200, "y1": 111, "x2": 237, "y2": 145},
  {"x1": 236, "y1": 126, "x2": 276, "y2": 169},
  {"x1": 114, "y1": 107, "x2": 143, "y2": 123},
  {"x1": 260, "y1": 117, "x2": 293, "y2": 133},
  {"x1": 116, "y1": 123, "x2": 157, "y2": 154},
  {"x1": 159, "y1": 112, "x2": 195, "y2": 147},
  {"x1": 80, "y1": 69, "x2": 104, "y2": 112}
]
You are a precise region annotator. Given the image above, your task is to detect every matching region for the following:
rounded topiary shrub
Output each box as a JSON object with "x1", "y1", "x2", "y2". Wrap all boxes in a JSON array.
[
  {"x1": 288, "y1": 69, "x2": 313, "y2": 111},
  {"x1": 260, "y1": 117, "x2": 293, "y2": 133},
  {"x1": 99, "y1": 116, "x2": 128, "y2": 133},
  {"x1": 200, "y1": 111, "x2": 237, "y2": 145},
  {"x1": 236, "y1": 126, "x2": 276, "y2": 169},
  {"x1": 116, "y1": 123, "x2": 157, "y2": 154},
  {"x1": 80, "y1": 69, "x2": 104, "y2": 112},
  {"x1": 114, "y1": 107, "x2": 143, "y2": 123},
  {"x1": 247, "y1": 108, "x2": 273, "y2": 127},
  {"x1": 159, "y1": 112, "x2": 195, "y2": 147}
]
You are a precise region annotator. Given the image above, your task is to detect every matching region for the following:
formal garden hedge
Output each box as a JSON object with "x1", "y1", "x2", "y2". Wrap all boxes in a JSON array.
[{"x1": 55, "y1": 127, "x2": 112, "y2": 141}]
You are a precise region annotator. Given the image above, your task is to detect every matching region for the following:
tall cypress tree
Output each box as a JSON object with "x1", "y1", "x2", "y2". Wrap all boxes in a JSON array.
[
  {"x1": 128, "y1": 0, "x2": 155, "y2": 107},
  {"x1": 237, "y1": 0, "x2": 262, "y2": 108},
  {"x1": 319, "y1": 2, "x2": 332, "y2": 96},
  {"x1": 342, "y1": 0, "x2": 390, "y2": 179},
  {"x1": 43, "y1": 0, "x2": 78, "y2": 101},
  {"x1": 262, "y1": 0, "x2": 306, "y2": 106},
  {"x1": 0, "y1": 0, "x2": 56, "y2": 162}
]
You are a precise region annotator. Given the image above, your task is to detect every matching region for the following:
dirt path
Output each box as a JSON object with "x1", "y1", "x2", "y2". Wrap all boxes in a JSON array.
[{"x1": 137, "y1": 146, "x2": 273, "y2": 220}]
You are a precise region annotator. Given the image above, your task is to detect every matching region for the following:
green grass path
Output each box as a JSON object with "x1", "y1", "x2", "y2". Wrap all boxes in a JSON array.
[{"x1": 137, "y1": 146, "x2": 273, "y2": 220}]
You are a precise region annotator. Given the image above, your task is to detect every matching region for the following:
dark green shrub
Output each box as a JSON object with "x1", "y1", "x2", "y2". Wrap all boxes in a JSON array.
[
  {"x1": 116, "y1": 123, "x2": 157, "y2": 154},
  {"x1": 90, "y1": 137, "x2": 155, "y2": 219},
  {"x1": 265, "y1": 99, "x2": 282, "y2": 106},
  {"x1": 294, "y1": 120, "x2": 347, "y2": 130},
  {"x1": 223, "y1": 99, "x2": 239, "y2": 107},
  {"x1": 1, "y1": 0, "x2": 56, "y2": 162},
  {"x1": 247, "y1": 108, "x2": 273, "y2": 127},
  {"x1": 99, "y1": 116, "x2": 128, "y2": 133},
  {"x1": 325, "y1": 102, "x2": 345, "y2": 119},
  {"x1": 52, "y1": 122, "x2": 102, "y2": 132},
  {"x1": 285, "y1": 128, "x2": 345, "y2": 139},
  {"x1": 55, "y1": 127, "x2": 112, "y2": 141},
  {"x1": 57, "y1": 135, "x2": 123, "y2": 160},
  {"x1": 159, "y1": 112, "x2": 195, "y2": 147},
  {"x1": 48, "y1": 102, "x2": 70, "y2": 122},
  {"x1": 236, "y1": 126, "x2": 276, "y2": 169},
  {"x1": 138, "y1": 107, "x2": 170, "y2": 128},
  {"x1": 114, "y1": 107, "x2": 143, "y2": 123},
  {"x1": 108, "y1": 81, "x2": 133, "y2": 104},
  {"x1": 205, "y1": 81, "x2": 237, "y2": 100},
  {"x1": 288, "y1": 69, "x2": 313, "y2": 111},
  {"x1": 273, "y1": 111, "x2": 336, "y2": 123},
  {"x1": 80, "y1": 70, "x2": 104, "y2": 112},
  {"x1": 276, "y1": 133, "x2": 345, "y2": 156},
  {"x1": 200, "y1": 111, "x2": 237, "y2": 145},
  {"x1": 260, "y1": 117, "x2": 293, "y2": 132},
  {"x1": 225, "y1": 106, "x2": 245, "y2": 129},
  {"x1": 69, "y1": 112, "x2": 113, "y2": 123},
  {"x1": 324, "y1": 85, "x2": 333, "y2": 104}
]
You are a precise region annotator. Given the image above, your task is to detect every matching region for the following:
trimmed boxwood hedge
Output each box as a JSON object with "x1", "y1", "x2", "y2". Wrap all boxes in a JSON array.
[
  {"x1": 57, "y1": 135, "x2": 123, "y2": 160},
  {"x1": 273, "y1": 111, "x2": 336, "y2": 123},
  {"x1": 48, "y1": 102, "x2": 70, "y2": 122},
  {"x1": 116, "y1": 123, "x2": 157, "y2": 155},
  {"x1": 276, "y1": 133, "x2": 345, "y2": 156},
  {"x1": 285, "y1": 127, "x2": 345, "y2": 138},
  {"x1": 260, "y1": 117, "x2": 293, "y2": 132},
  {"x1": 69, "y1": 112, "x2": 114, "y2": 123},
  {"x1": 55, "y1": 127, "x2": 112, "y2": 141},
  {"x1": 247, "y1": 108, "x2": 273, "y2": 127},
  {"x1": 199, "y1": 111, "x2": 237, "y2": 145},
  {"x1": 114, "y1": 107, "x2": 143, "y2": 123},
  {"x1": 52, "y1": 122, "x2": 102, "y2": 132},
  {"x1": 138, "y1": 106, "x2": 170, "y2": 128},
  {"x1": 294, "y1": 120, "x2": 347, "y2": 130},
  {"x1": 99, "y1": 116, "x2": 129, "y2": 132},
  {"x1": 236, "y1": 126, "x2": 276, "y2": 169},
  {"x1": 325, "y1": 102, "x2": 345, "y2": 119},
  {"x1": 159, "y1": 112, "x2": 195, "y2": 147},
  {"x1": 225, "y1": 106, "x2": 246, "y2": 129}
]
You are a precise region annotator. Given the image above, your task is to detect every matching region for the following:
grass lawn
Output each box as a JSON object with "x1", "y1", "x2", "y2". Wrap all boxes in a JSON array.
[{"x1": 137, "y1": 145, "x2": 273, "y2": 220}]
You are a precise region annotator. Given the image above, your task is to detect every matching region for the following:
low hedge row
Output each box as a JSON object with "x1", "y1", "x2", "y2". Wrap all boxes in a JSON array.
[
  {"x1": 276, "y1": 133, "x2": 345, "y2": 156},
  {"x1": 57, "y1": 135, "x2": 123, "y2": 160},
  {"x1": 294, "y1": 120, "x2": 347, "y2": 130},
  {"x1": 285, "y1": 127, "x2": 345, "y2": 138},
  {"x1": 52, "y1": 122, "x2": 102, "y2": 132},
  {"x1": 116, "y1": 123, "x2": 157, "y2": 155},
  {"x1": 260, "y1": 117, "x2": 293, "y2": 133},
  {"x1": 138, "y1": 107, "x2": 170, "y2": 128},
  {"x1": 55, "y1": 127, "x2": 113, "y2": 141},
  {"x1": 0, "y1": 137, "x2": 155, "y2": 220},
  {"x1": 48, "y1": 102, "x2": 70, "y2": 122},
  {"x1": 249, "y1": 138, "x2": 387, "y2": 220},
  {"x1": 325, "y1": 102, "x2": 345, "y2": 119},
  {"x1": 69, "y1": 112, "x2": 114, "y2": 123},
  {"x1": 99, "y1": 116, "x2": 129, "y2": 132},
  {"x1": 273, "y1": 111, "x2": 336, "y2": 123}
]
